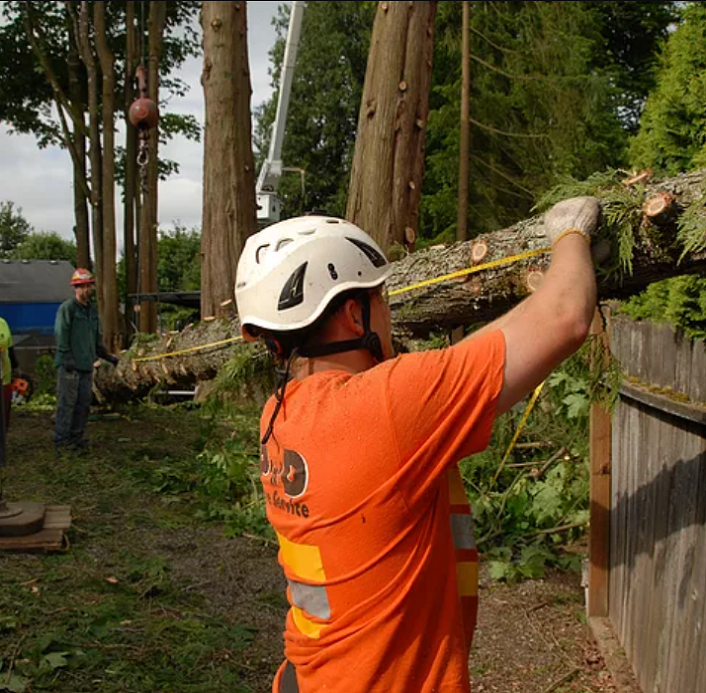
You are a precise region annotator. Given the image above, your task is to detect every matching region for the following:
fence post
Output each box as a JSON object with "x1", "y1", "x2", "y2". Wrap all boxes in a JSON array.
[{"x1": 589, "y1": 305, "x2": 611, "y2": 618}]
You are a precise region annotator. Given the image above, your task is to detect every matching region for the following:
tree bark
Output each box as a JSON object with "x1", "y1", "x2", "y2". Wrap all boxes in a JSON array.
[
  {"x1": 94, "y1": 2, "x2": 119, "y2": 352},
  {"x1": 67, "y1": 15, "x2": 90, "y2": 269},
  {"x1": 138, "y1": 0, "x2": 167, "y2": 335},
  {"x1": 95, "y1": 169, "x2": 706, "y2": 399},
  {"x1": 77, "y1": 1, "x2": 104, "y2": 315},
  {"x1": 346, "y1": 0, "x2": 438, "y2": 253},
  {"x1": 457, "y1": 1, "x2": 471, "y2": 242},
  {"x1": 124, "y1": 0, "x2": 138, "y2": 337},
  {"x1": 200, "y1": 1, "x2": 257, "y2": 318},
  {"x1": 26, "y1": 2, "x2": 91, "y2": 268}
]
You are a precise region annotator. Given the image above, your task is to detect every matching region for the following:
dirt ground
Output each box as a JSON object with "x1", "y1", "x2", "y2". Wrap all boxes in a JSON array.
[{"x1": 2, "y1": 406, "x2": 621, "y2": 693}]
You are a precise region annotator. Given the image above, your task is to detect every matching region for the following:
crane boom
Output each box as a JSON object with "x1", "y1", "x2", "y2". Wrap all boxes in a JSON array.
[{"x1": 256, "y1": 1, "x2": 306, "y2": 224}]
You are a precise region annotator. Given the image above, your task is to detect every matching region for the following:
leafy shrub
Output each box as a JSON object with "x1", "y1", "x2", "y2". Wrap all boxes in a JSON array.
[{"x1": 620, "y1": 275, "x2": 706, "y2": 341}]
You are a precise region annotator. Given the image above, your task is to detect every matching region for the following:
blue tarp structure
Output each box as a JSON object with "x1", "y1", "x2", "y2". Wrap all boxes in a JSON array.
[
  {"x1": 0, "y1": 260, "x2": 74, "y2": 335},
  {"x1": 0, "y1": 260, "x2": 75, "y2": 371}
]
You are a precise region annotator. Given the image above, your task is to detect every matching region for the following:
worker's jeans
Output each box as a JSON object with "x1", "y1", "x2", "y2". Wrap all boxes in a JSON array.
[{"x1": 54, "y1": 367, "x2": 93, "y2": 448}]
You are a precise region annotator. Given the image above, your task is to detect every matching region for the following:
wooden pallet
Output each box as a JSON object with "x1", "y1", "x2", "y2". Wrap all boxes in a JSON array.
[{"x1": 0, "y1": 506, "x2": 72, "y2": 552}]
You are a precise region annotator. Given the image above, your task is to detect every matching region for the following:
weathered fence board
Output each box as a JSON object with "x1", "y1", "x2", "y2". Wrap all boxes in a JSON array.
[{"x1": 609, "y1": 318, "x2": 706, "y2": 693}]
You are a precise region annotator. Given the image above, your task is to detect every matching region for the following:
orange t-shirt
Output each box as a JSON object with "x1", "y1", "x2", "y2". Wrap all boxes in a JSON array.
[{"x1": 260, "y1": 330, "x2": 505, "y2": 693}]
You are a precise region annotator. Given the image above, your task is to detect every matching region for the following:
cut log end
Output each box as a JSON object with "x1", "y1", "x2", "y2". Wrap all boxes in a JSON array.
[
  {"x1": 622, "y1": 169, "x2": 653, "y2": 187},
  {"x1": 471, "y1": 241, "x2": 489, "y2": 264},
  {"x1": 526, "y1": 270, "x2": 545, "y2": 293},
  {"x1": 643, "y1": 192, "x2": 676, "y2": 223},
  {"x1": 463, "y1": 277, "x2": 483, "y2": 295}
]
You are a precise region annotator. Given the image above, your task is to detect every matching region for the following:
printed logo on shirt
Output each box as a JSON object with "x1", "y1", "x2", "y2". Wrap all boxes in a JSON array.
[{"x1": 261, "y1": 446, "x2": 311, "y2": 519}]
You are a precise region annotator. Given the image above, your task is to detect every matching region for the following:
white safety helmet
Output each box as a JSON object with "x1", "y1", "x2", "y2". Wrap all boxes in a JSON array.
[{"x1": 235, "y1": 216, "x2": 391, "y2": 339}]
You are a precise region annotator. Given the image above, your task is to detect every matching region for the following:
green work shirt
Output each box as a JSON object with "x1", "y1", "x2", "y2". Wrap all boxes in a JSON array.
[
  {"x1": 0, "y1": 318, "x2": 12, "y2": 385},
  {"x1": 54, "y1": 298, "x2": 104, "y2": 372}
]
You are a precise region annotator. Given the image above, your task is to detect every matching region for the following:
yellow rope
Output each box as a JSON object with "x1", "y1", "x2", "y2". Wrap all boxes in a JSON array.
[
  {"x1": 490, "y1": 381, "x2": 546, "y2": 489},
  {"x1": 132, "y1": 246, "x2": 551, "y2": 365}
]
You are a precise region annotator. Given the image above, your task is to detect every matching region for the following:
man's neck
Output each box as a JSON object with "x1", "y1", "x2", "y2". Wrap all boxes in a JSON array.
[{"x1": 293, "y1": 350, "x2": 373, "y2": 379}]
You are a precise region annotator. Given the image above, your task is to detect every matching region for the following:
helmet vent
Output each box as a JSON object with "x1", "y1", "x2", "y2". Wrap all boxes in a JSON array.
[
  {"x1": 276, "y1": 238, "x2": 294, "y2": 252},
  {"x1": 328, "y1": 264, "x2": 339, "y2": 281},
  {"x1": 346, "y1": 237, "x2": 387, "y2": 269},
  {"x1": 255, "y1": 244, "x2": 270, "y2": 264},
  {"x1": 278, "y1": 262, "x2": 308, "y2": 311}
]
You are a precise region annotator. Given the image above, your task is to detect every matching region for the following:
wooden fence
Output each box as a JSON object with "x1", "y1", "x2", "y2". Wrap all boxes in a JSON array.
[{"x1": 594, "y1": 316, "x2": 706, "y2": 693}]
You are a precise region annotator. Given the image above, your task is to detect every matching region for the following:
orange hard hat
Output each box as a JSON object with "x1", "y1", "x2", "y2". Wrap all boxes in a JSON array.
[
  {"x1": 71, "y1": 268, "x2": 95, "y2": 286},
  {"x1": 11, "y1": 378, "x2": 29, "y2": 396}
]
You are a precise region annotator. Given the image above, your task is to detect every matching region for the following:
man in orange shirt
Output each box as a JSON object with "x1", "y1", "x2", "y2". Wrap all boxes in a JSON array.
[{"x1": 234, "y1": 197, "x2": 600, "y2": 693}]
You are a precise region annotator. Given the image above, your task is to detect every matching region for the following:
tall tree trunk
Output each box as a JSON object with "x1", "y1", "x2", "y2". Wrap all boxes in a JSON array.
[
  {"x1": 138, "y1": 0, "x2": 167, "y2": 334},
  {"x1": 457, "y1": 1, "x2": 471, "y2": 242},
  {"x1": 26, "y1": 2, "x2": 91, "y2": 268},
  {"x1": 94, "y1": 2, "x2": 119, "y2": 352},
  {"x1": 346, "y1": 1, "x2": 438, "y2": 253},
  {"x1": 77, "y1": 0, "x2": 104, "y2": 315},
  {"x1": 67, "y1": 20, "x2": 90, "y2": 269},
  {"x1": 124, "y1": 0, "x2": 138, "y2": 337},
  {"x1": 200, "y1": 1, "x2": 257, "y2": 318}
]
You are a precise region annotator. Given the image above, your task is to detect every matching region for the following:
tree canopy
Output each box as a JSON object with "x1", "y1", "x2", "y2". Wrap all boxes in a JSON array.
[
  {"x1": 255, "y1": 0, "x2": 677, "y2": 243},
  {"x1": 12, "y1": 231, "x2": 77, "y2": 263},
  {"x1": 630, "y1": 2, "x2": 706, "y2": 174},
  {"x1": 0, "y1": 201, "x2": 32, "y2": 258}
]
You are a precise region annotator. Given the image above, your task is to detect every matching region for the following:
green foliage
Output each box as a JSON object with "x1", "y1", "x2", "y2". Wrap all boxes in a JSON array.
[
  {"x1": 0, "y1": 200, "x2": 32, "y2": 257},
  {"x1": 157, "y1": 225, "x2": 201, "y2": 293},
  {"x1": 459, "y1": 342, "x2": 615, "y2": 582},
  {"x1": 135, "y1": 396, "x2": 272, "y2": 541},
  {"x1": 204, "y1": 345, "x2": 277, "y2": 413},
  {"x1": 536, "y1": 169, "x2": 649, "y2": 275},
  {"x1": 421, "y1": 1, "x2": 675, "y2": 242},
  {"x1": 676, "y1": 199, "x2": 706, "y2": 258},
  {"x1": 582, "y1": 1, "x2": 678, "y2": 133},
  {"x1": 11, "y1": 231, "x2": 77, "y2": 262},
  {"x1": 118, "y1": 225, "x2": 201, "y2": 330},
  {"x1": 196, "y1": 436, "x2": 273, "y2": 540},
  {"x1": 32, "y1": 354, "x2": 58, "y2": 397},
  {"x1": 620, "y1": 274, "x2": 706, "y2": 340},
  {"x1": 630, "y1": 3, "x2": 706, "y2": 175}
]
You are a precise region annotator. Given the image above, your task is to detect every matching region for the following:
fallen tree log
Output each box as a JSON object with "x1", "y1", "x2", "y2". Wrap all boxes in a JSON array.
[
  {"x1": 96, "y1": 169, "x2": 706, "y2": 400},
  {"x1": 388, "y1": 168, "x2": 706, "y2": 334}
]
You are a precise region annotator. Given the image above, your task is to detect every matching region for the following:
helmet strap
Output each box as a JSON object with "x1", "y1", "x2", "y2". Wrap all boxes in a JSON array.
[
  {"x1": 298, "y1": 293, "x2": 384, "y2": 362},
  {"x1": 261, "y1": 348, "x2": 297, "y2": 446}
]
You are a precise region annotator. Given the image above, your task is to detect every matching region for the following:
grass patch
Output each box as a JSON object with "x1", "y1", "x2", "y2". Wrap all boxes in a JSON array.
[{"x1": 0, "y1": 406, "x2": 277, "y2": 693}]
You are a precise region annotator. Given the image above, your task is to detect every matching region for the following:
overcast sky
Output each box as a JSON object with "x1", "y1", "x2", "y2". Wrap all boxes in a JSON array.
[{"x1": 0, "y1": 1, "x2": 283, "y2": 246}]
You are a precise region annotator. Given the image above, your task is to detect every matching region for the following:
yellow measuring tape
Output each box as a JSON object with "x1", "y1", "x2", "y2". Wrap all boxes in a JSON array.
[
  {"x1": 389, "y1": 246, "x2": 549, "y2": 297},
  {"x1": 132, "y1": 336, "x2": 243, "y2": 364},
  {"x1": 132, "y1": 245, "x2": 551, "y2": 364}
]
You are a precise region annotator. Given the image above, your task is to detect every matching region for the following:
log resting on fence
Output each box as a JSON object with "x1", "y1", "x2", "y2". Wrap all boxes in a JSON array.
[{"x1": 95, "y1": 169, "x2": 706, "y2": 400}]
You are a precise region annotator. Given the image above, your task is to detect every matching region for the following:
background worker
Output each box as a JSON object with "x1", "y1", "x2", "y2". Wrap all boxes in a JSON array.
[
  {"x1": 54, "y1": 268, "x2": 119, "y2": 453},
  {"x1": 0, "y1": 316, "x2": 19, "y2": 432},
  {"x1": 235, "y1": 197, "x2": 600, "y2": 693}
]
